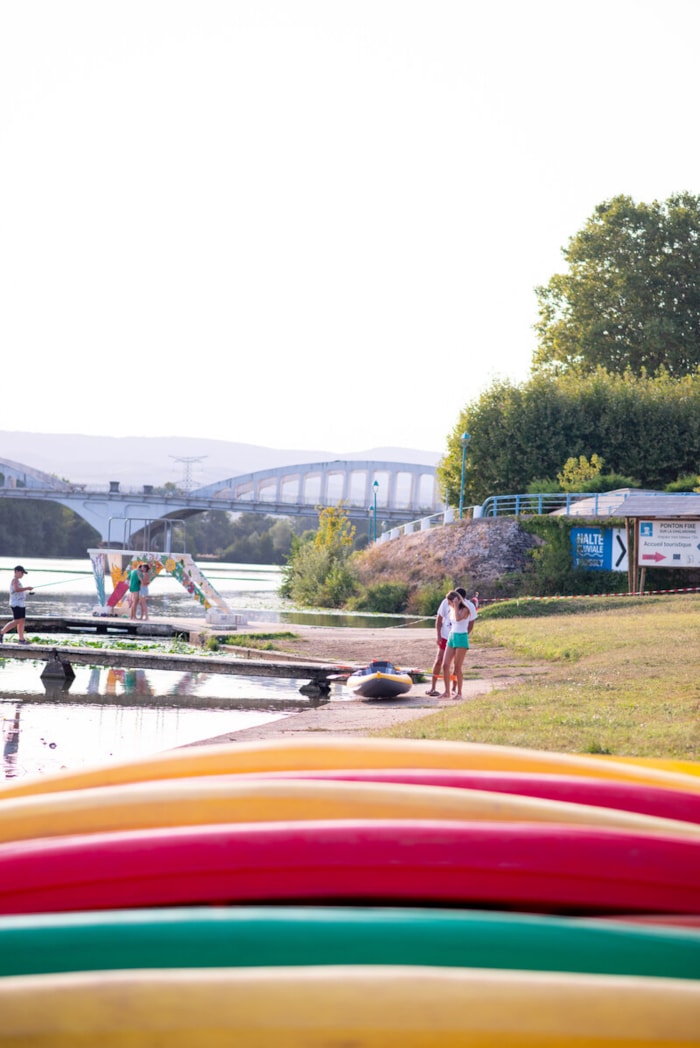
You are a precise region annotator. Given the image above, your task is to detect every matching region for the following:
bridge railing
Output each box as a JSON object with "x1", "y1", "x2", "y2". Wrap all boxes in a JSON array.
[
  {"x1": 479, "y1": 492, "x2": 626, "y2": 517},
  {"x1": 374, "y1": 492, "x2": 637, "y2": 542}
]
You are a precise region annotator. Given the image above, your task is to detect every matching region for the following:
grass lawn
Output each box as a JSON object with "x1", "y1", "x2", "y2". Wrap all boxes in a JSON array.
[{"x1": 379, "y1": 594, "x2": 700, "y2": 760}]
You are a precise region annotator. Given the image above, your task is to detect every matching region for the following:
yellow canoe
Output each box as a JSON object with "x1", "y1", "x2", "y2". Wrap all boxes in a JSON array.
[
  {"x1": 1, "y1": 738, "x2": 699, "y2": 800},
  {"x1": 592, "y1": 754, "x2": 700, "y2": 777},
  {"x1": 0, "y1": 776, "x2": 699, "y2": 846},
  {"x1": 0, "y1": 966, "x2": 697, "y2": 1047}
]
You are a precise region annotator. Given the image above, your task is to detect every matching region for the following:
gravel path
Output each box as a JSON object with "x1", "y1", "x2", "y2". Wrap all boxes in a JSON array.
[{"x1": 187, "y1": 624, "x2": 545, "y2": 744}]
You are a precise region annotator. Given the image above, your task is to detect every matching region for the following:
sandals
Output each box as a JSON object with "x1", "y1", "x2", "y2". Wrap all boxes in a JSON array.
[{"x1": 425, "y1": 689, "x2": 440, "y2": 697}]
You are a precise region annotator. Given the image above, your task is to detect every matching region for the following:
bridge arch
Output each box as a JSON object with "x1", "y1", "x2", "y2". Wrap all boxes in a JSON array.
[
  {"x1": 195, "y1": 460, "x2": 439, "y2": 513},
  {"x1": 0, "y1": 457, "x2": 442, "y2": 542}
]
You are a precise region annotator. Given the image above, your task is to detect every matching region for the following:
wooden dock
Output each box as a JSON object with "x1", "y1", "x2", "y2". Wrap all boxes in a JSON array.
[
  {"x1": 1, "y1": 617, "x2": 350, "y2": 695},
  {"x1": 20, "y1": 615, "x2": 190, "y2": 640}
]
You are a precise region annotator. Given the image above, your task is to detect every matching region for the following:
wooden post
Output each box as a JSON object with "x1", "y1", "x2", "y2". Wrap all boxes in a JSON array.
[{"x1": 626, "y1": 517, "x2": 635, "y2": 593}]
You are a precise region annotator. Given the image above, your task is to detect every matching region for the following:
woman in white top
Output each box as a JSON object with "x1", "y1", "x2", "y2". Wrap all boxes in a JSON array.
[{"x1": 439, "y1": 589, "x2": 475, "y2": 699}]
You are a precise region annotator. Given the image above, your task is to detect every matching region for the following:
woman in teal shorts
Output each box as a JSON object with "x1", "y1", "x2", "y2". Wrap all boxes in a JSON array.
[{"x1": 439, "y1": 590, "x2": 475, "y2": 699}]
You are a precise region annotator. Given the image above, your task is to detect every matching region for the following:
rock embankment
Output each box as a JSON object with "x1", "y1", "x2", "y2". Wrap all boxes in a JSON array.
[{"x1": 355, "y1": 517, "x2": 542, "y2": 600}]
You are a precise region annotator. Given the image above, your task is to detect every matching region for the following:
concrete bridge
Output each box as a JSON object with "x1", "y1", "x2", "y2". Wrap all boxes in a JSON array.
[{"x1": 0, "y1": 456, "x2": 442, "y2": 542}]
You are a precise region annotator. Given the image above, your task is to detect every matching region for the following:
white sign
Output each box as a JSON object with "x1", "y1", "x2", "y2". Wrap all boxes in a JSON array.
[{"x1": 637, "y1": 519, "x2": 700, "y2": 568}]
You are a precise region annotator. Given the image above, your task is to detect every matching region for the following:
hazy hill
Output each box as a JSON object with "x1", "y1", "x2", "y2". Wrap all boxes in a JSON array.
[{"x1": 0, "y1": 432, "x2": 441, "y2": 488}]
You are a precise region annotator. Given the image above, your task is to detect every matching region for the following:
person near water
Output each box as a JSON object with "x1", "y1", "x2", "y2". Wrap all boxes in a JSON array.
[
  {"x1": 425, "y1": 589, "x2": 452, "y2": 696},
  {"x1": 0, "y1": 566, "x2": 34, "y2": 645},
  {"x1": 426, "y1": 586, "x2": 478, "y2": 696},
  {"x1": 138, "y1": 563, "x2": 152, "y2": 621},
  {"x1": 439, "y1": 589, "x2": 477, "y2": 700},
  {"x1": 128, "y1": 563, "x2": 142, "y2": 620}
]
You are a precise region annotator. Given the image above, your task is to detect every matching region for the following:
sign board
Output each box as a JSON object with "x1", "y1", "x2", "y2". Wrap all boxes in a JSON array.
[
  {"x1": 571, "y1": 527, "x2": 628, "y2": 572},
  {"x1": 637, "y1": 519, "x2": 700, "y2": 568}
]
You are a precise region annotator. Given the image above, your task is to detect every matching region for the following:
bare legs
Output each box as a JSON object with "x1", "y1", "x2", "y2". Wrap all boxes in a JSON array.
[
  {"x1": 1, "y1": 616, "x2": 26, "y2": 642},
  {"x1": 426, "y1": 644, "x2": 444, "y2": 695},
  {"x1": 439, "y1": 646, "x2": 468, "y2": 698}
]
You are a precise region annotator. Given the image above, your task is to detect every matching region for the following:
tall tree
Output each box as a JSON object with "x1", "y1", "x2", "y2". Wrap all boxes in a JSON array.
[
  {"x1": 438, "y1": 369, "x2": 700, "y2": 504},
  {"x1": 534, "y1": 193, "x2": 700, "y2": 376}
]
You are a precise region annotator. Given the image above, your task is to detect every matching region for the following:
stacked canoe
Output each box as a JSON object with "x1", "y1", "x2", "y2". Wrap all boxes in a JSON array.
[{"x1": 0, "y1": 737, "x2": 699, "y2": 1045}]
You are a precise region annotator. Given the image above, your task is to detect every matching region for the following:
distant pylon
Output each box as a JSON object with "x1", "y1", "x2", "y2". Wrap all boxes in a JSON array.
[{"x1": 170, "y1": 455, "x2": 207, "y2": 492}]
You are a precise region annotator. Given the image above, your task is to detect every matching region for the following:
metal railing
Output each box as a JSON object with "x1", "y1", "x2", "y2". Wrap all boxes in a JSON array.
[
  {"x1": 376, "y1": 505, "x2": 482, "y2": 543},
  {"x1": 479, "y1": 492, "x2": 627, "y2": 517},
  {"x1": 375, "y1": 491, "x2": 634, "y2": 543}
]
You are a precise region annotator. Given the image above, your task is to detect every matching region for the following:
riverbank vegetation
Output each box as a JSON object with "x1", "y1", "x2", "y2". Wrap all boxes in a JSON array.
[
  {"x1": 0, "y1": 501, "x2": 101, "y2": 558},
  {"x1": 380, "y1": 594, "x2": 700, "y2": 760}
]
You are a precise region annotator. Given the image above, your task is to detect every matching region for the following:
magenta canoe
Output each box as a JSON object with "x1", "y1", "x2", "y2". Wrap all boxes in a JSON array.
[{"x1": 0, "y1": 818, "x2": 699, "y2": 916}]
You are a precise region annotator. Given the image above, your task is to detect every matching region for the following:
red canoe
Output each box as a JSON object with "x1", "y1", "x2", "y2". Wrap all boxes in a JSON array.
[{"x1": 0, "y1": 819, "x2": 699, "y2": 916}]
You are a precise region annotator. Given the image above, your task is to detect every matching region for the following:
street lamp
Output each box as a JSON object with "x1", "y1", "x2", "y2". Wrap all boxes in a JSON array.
[
  {"x1": 458, "y1": 432, "x2": 471, "y2": 519},
  {"x1": 372, "y1": 480, "x2": 379, "y2": 542}
]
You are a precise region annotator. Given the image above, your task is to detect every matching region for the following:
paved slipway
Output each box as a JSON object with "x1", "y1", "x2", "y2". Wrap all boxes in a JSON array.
[{"x1": 188, "y1": 625, "x2": 546, "y2": 746}]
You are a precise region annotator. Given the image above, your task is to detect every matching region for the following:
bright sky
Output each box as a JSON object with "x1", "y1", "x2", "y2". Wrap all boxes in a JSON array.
[{"x1": 1, "y1": 1, "x2": 698, "y2": 456}]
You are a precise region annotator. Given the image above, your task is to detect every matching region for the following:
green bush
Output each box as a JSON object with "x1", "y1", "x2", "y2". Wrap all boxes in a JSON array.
[
  {"x1": 350, "y1": 582, "x2": 411, "y2": 613},
  {"x1": 407, "y1": 578, "x2": 453, "y2": 617},
  {"x1": 316, "y1": 562, "x2": 358, "y2": 608},
  {"x1": 280, "y1": 507, "x2": 359, "y2": 608},
  {"x1": 577, "y1": 473, "x2": 639, "y2": 492},
  {"x1": 665, "y1": 473, "x2": 699, "y2": 493},
  {"x1": 527, "y1": 477, "x2": 562, "y2": 494}
]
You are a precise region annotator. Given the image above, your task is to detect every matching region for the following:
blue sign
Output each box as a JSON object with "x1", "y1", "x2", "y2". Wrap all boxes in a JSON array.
[{"x1": 571, "y1": 528, "x2": 628, "y2": 572}]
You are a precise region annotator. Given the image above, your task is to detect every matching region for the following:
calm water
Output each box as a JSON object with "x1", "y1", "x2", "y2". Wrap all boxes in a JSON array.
[
  {"x1": 1, "y1": 556, "x2": 421, "y2": 628},
  {"x1": 0, "y1": 555, "x2": 379, "y2": 779}
]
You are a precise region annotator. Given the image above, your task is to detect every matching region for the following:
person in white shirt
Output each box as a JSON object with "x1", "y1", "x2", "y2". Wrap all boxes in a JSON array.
[
  {"x1": 425, "y1": 591, "x2": 453, "y2": 696},
  {"x1": 0, "y1": 566, "x2": 34, "y2": 645},
  {"x1": 438, "y1": 589, "x2": 477, "y2": 699},
  {"x1": 426, "y1": 586, "x2": 477, "y2": 696}
]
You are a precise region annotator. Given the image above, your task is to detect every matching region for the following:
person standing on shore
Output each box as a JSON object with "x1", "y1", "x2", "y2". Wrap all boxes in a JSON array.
[
  {"x1": 128, "y1": 563, "x2": 142, "y2": 620},
  {"x1": 426, "y1": 586, "x2": 478, "y2": 696},
  {"x1": 138, "y1": 563, "x2": 152, "y2": 621},
  {"x1": 0, "y1": 566, "x2": 34, "y2": 644},
  {"x1": 439, "y1": 590, "x2": 477, "y2": 700},
  {"x1": 425, "y1": 589, "x2": 452, "y2": 696}
]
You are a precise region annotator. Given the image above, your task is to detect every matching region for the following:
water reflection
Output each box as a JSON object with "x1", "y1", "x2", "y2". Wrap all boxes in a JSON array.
[
  {"x1": 0, "y1": 662, "x2": 329, "y2": 780},
  {"x1": 2, "y1": 705, "x2": 20, "y2": 778},
  {"x1": 0, "y1": 557, "x2": 401, "y2": 780}
]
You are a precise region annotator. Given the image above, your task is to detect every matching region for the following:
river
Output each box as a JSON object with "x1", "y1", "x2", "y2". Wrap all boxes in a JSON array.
[{"x1": 0, "y1": 555, "x2": 415, "y2": 779}]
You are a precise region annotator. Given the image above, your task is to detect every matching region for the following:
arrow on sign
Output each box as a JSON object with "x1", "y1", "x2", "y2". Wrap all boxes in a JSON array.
[
  {"x1": 615, "y1": 533, "x2": 627, "y2": 568},
  {"x1": 642, "y1": 552, "x2": 666, "y2": 563}
]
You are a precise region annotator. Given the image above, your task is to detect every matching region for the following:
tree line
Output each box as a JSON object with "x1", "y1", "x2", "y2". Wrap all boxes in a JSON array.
[
  {"x1": 0, "y1": 504, "x2": 366, "y2": 563},
  {"x1": 439, "y1": 193, "x2": 700, "y2": 506},
  {"x1": 439, "y1": 368, "x2": 700, "y2": 505}
]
